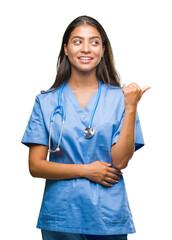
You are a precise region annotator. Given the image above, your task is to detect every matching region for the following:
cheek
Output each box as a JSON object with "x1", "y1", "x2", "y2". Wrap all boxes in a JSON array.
[
  {"x1": 67, "y1": 45, "x2": 79, "y2": 56},
  {"x1": 94, "y1": 49, "x2": 104, "y2": 61},
  {"x1": 67, "y1": 49, "x2": 80, "y2": 64},
  {"x1": 94, "y1": 46, "x2": 104, "y2": 56},
  {"x1": 66, "y1": 49, "x2": 74, "y2": 58}
]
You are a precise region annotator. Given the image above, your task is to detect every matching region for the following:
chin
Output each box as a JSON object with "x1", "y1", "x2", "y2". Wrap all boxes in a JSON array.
[{"x1": 73, "y1": 64, "x2": 99, "y2": 74}]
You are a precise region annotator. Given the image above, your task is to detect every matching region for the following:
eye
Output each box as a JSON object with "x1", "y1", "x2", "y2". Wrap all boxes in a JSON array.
[
  {"x1": 74, "y1": 40, "x2": 81, "y2": 45},
  {"x1": 91, "y1": 40, "x2": 100, "y2": 46}
]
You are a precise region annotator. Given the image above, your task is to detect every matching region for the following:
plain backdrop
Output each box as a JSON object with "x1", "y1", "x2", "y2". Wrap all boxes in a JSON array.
[{"x1": 0, "y1": 0, "x2": 172, "y2": 239}]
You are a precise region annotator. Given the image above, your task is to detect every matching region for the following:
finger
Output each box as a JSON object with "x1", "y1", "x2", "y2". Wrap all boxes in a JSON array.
[
  {"x1": 105, "y1": 177, "x2": 119, "y2": 184},
  {"x1": 107, "y1": 167, "x2": 123, "y2": 175},
  {"x1": 131, "y1": 82, "x2": 141, "y2": 90},
  {"x1": 115, "y1": 169, "x2": 123, "y2": 175},
  {"x1": 131, "y1": 83, "x2": 142, "y2": 97},
  {"x1": 141, "y1": 86, "x2": 151, "y2": 95},
  {"x1": 102, "y1": 181, "x2": 113, "y2": 187},
  {"x1": 107, "y1": 173, "x2": 120, "y2": 180},
  {"x1": 101, "y1": 161, "x2": 112, "y2": 166},
  {"x1": 123, "y1": 84, "x2": 142, "y2": 99}
]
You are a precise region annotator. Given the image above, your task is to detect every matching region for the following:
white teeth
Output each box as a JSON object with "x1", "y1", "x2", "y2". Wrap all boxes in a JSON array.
[{"x1": 79, "y1": 57, "x2": 92, "y2": 60}]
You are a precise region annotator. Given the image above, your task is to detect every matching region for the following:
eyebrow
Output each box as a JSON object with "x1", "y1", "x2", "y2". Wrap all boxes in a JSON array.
[{"x1": 71, "y1": 36, "x2": 101, "y2": 40}]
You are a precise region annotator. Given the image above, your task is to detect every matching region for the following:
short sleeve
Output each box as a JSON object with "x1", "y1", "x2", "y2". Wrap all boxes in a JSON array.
[
  {"x1": 112, "y1": 111, "x2": 144, "y2": 151},
  {"x1": 21, "y1": 97, "x2": 49, "y2": 147}
]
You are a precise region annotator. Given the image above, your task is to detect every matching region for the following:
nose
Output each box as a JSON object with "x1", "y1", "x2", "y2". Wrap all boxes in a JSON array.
[{"x1": 81, "y1": 41, "x2": 90, "y2": 53}]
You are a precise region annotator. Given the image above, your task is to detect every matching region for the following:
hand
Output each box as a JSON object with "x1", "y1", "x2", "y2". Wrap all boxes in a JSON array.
[
  {"x1": 85, "y1": 161, "x2": 122, "y2": 187},
  {"x1": 122, "y1": 83, "x2": 151, "y2": 110}
]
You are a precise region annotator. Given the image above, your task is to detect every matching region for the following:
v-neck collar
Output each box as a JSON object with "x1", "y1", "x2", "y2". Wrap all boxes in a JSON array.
[{"x1": 64, "y1": 83, "x2": 99, "y2": 115}]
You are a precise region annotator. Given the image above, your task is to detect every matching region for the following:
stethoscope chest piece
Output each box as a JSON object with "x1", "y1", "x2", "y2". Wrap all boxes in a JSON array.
[{"x1": 84, "y1": 127, "x2": 95, "y2": 138}]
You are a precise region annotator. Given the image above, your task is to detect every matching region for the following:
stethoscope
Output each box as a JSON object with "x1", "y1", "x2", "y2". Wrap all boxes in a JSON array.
[{"x1": 48, "y1": 80, "x2": 102, "y2": 152}]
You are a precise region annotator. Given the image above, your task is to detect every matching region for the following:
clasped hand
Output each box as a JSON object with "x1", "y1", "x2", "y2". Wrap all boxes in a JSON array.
[{"x1": 86, "y1": 161, "x2": 122, "y2": 187}]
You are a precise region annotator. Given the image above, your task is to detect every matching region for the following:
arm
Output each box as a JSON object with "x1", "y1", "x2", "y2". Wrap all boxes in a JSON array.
[
  {"x1": 111, "y1": 83, "x2": 150, "y2": 169},
  {"x1": 29, "y1": 144, "x2": 122, "y2": 187}
]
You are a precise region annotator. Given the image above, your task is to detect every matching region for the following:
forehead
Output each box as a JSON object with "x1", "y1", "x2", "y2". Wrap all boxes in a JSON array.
[{"x1": 69, "y1": 24, "x2": 102, "y2": 39}]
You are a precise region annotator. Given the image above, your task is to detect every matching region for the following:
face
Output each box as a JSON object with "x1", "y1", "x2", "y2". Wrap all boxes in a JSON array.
[{"x1": 64, "y1": 24, "x2": 105, "y2": 74}]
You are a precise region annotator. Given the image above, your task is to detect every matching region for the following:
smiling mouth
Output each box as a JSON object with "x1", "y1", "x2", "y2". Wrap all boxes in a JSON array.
[
  {"x1": 78, "y1": 57, "x2": 93, "y2": 64},
  {"x1": 79, "y1": 57, "x2": 92, "y2": 60},
  {"x1": 78, "y1": 57, "x2": 93, "y2": 60}
]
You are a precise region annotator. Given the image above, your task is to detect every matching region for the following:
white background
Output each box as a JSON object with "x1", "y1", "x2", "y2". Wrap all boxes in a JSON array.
[{"x1": 0, "y1": 0, "x2": 172, "y2": 239}]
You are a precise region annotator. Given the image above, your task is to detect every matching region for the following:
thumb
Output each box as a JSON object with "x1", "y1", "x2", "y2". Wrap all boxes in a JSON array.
[{"x1": 141, "y1": 86, "x2": 151, "y2": 95}]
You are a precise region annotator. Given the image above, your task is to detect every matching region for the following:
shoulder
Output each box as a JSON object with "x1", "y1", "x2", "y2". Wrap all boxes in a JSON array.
[
  {"x1": 32, "y1": 88, "x2": 60, "y2": 113},
  {"x1": 36, "y1": 88, "x2": 59, "y2": 102}
]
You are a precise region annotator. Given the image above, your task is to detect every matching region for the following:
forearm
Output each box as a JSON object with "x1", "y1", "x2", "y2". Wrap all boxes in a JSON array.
[
  {"x1": 29, "y1": 160, "x2": 90, "y2": 180},
  {"x1": 111, "y1": 107, "x2": 136, "y2": 169},
  {"x1": 29, "y1": 158, "x2": 88, "y2": 180},
  {"x1": 29, "y1": 145, "x2": 88, "y2": 180}
]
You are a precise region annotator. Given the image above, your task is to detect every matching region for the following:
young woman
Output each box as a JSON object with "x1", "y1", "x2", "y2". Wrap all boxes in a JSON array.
[{"x1": 22, "y1": 16, "x2": 150, "y2": 240}]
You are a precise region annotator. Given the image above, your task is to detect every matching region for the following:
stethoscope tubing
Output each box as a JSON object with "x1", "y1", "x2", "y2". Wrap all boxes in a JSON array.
[
  {"x1": 48, "y1": 84, "x2": 66, "y2": 152},
  {"x1": 89, "y1": 80, "x2": 101, "y2": 128},
  {"x1": 49, "y1": 80, "x2": 101, "y2": 152}
]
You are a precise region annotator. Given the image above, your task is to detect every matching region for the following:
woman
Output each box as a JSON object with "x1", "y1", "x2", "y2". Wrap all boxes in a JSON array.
[{"x1": 22, "y1": 16, "x2": 150, "y2": 240}]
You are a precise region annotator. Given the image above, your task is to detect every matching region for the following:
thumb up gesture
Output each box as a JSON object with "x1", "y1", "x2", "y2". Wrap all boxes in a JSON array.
[{"x1": 122, "y1": 83, "x2": 151, "y2": 110}]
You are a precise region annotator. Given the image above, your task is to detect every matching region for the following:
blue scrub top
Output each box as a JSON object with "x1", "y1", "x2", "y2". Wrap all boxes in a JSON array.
[{"x1": 21, "y1": 83, "x2": 144, "y2": 235}]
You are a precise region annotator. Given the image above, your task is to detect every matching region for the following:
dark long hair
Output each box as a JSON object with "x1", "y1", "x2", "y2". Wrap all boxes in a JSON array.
[{"x1": 50, "y1": 16, "x2": 121, "y2": 89}]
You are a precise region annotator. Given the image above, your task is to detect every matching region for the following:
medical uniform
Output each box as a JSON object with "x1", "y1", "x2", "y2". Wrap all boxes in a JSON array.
[{"x1": 22, "y1": 83, "x2": 144, "y2": 236}]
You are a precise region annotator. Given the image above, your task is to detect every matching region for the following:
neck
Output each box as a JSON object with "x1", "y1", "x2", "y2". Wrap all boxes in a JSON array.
[{"x1": 68, "y1": 69, "x2": 98, "y2": 89}]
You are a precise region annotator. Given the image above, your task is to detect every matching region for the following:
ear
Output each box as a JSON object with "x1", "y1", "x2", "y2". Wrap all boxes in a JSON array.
[
  {"x1": 64, "y1": 44, "x2": 68, "y2": 56},
  {"x1": 102, "y1": 45, "x2": 105, "y2": 57}
]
